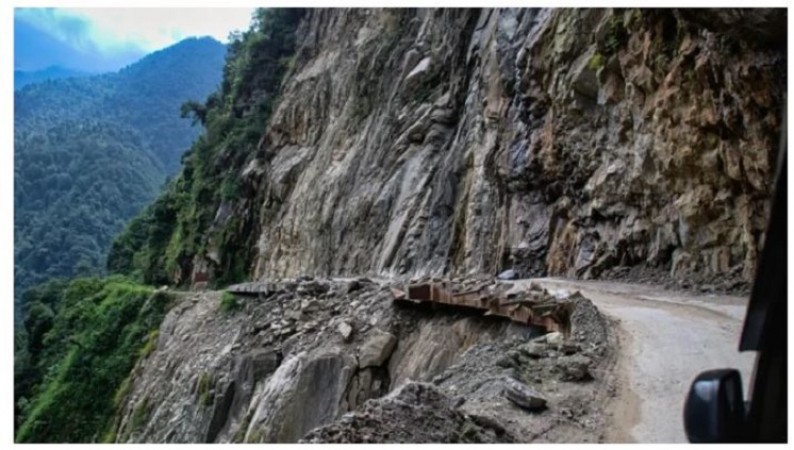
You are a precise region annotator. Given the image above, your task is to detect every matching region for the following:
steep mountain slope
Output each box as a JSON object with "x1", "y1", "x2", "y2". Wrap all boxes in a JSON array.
[
  {"x1": 108, "y1": 10, "x2": 306, "y2": 287},
  {"x1": 13, "y1": 11, "x2": 297, "y2": 443},
  {"x1": 15, "y1": 277, "x2": 174, "y2": 443},
  {"x1": 14, "y1": 37, "x2": 226, "y2": 313},
  {"x1": 115, "y1": 9, "x2": 784, "y2": 292},
  {"x1": 14, "y1": 122, "x2": 164, "y2": 288},
  {"x1": 15, "y1": 36, "x2": 227, "y2": 171},
  {"x1": 17, "y1": 7, "x2": 786, "y2": 445}
]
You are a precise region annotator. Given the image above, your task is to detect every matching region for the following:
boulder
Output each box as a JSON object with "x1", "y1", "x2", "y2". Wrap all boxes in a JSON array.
[
  {"x1": 358, "y1": 330, "x2": 397, "y2": 368},
  {"x1": 519, "y1": 342, "x2": 547, "y2": 359}
]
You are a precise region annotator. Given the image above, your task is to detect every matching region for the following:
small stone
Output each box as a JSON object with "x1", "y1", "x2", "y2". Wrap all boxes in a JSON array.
[
  {"x1": 520, "y1": 342, "x2": 547, "y2": 359},
  {"x1": 496, "y1": 355, "x2": 515, "y2": 368},
  {"x1": 278, "y1": 327, "x2": 295, "y2": 337},
  {"x1": 301, "y1": 299, "x2": 320, "y2": 313},
  {"x1": 338, "y1": 322, "x2": 354, "y2": 342},
  {"x1": 497, "y1": 269, "x2": 519, "y2": 280},
  {"x1": 504, "y1": 379, "x2": 547, "y2": 411},
  {"x1": 699, "y1": 284, "x2": 716, "y2": 293},
  {"x1": 506, "y1": 350, "x2": 522, "y2": 362},
  {"x1": 545, "y1": 331, "x2": 564, "y2": 348},
  {"x1": 557, "y1": 355, "x2": 592, "y2": 381}
]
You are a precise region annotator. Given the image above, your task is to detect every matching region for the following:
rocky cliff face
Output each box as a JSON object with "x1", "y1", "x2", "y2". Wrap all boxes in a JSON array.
[
  {"x1": 109, "y1": 8, "x2": 785, "y2": 444},
  {"x1": 208, "y1": 8, "x2": 783, "y2": 289}
]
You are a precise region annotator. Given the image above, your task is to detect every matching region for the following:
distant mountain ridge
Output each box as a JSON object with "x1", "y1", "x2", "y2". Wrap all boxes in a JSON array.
[
  {"x1": 14, "y1": 66, "x2": 94, "y2": 90},
  {"x1": 14, "y1": 36, "x2": 227, "y2": 318},
  {"x1": 15, "y1": 36, "x2": 227, "y2": 172}
]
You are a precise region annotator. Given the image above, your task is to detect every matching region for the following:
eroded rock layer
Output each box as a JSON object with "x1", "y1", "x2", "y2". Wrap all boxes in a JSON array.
[{"x1": 214, "y1": 8, "x2": 785, "y2": 289}]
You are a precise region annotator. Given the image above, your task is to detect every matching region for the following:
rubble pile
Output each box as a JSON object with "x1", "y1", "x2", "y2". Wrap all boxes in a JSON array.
[{"x1": 116, "y1": 277, "x2": 616, "y2": 443}]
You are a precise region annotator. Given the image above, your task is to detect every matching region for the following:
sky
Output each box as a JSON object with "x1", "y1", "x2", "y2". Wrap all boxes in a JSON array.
[{"x1": 14, "y1": 8, "x2": 255, "y2": 73}]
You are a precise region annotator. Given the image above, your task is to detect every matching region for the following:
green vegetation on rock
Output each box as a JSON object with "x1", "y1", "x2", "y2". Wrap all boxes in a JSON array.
[
  {"x1": 15, "y1": 277, "x2": 175, "y2": 443},
  {"x1": 109, "y1": 9, "x2": 306, "y2": 288},
  {"x1": 604, "y1": 15, "x2": 628, "y2": 54},
  {"x1": 197, "y1": 372, "x2": 216, "y2": 407},
  {"x1": 588, "y1": 52, "x2": 605, "y2": 71},
  {"x1": 220, "y1": 292, "x2": 241, "y2": 314}
]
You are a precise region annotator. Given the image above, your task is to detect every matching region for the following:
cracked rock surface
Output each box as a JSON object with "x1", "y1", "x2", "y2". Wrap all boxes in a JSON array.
[{"x1": 188, "y1": 8, "x2": 783, "y2": 295}]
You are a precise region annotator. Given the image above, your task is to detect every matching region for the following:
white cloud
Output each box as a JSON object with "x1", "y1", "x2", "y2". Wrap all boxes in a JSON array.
[{"x1": 19, "y1": 7, "x2": 256, "y2": 54}]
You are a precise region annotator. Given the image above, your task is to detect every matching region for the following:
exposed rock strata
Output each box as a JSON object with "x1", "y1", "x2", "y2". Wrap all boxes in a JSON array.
[{"x1": 193, "y1": 8, "x2": 784, "y2": 290}]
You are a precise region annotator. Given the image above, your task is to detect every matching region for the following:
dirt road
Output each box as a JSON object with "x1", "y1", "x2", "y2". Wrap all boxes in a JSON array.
[{"x1": 523, "y1": 278, "x2": 756, "y2": 443}]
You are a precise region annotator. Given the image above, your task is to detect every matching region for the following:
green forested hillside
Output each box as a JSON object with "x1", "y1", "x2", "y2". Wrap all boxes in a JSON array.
[
  {"x1": 109, "y1": 9, "x2": 306, "y2": 288},
  {"x1": 15, "y1": 277, "x2": 174, "y2": 442},
  {"x1": 14, "y1": 121, "x2": 164, "y2": 294},
  {"x1": 14, "y1": 37, "x2": 226, "y2": 315},
  {"x1": 15, "y1": 10, "x2": 306, "y2": 442},
  {"x1": 15, "y1": 36, "x2": 227, "y2": 172}
]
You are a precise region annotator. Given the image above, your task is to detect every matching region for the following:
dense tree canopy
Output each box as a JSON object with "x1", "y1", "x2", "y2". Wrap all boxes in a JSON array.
[
  {"x1": 14, "y1": 277, "x2": 173, "y2": 442},
  {"x1": 14, "y1": 121, "x2": 164, "y2": 302},
  {"x1": 14, "y1": 37, "x2": 226, "y2": 318},
  {"x1": 109, "y1": 9, "x2": 306, "y2": 288}
]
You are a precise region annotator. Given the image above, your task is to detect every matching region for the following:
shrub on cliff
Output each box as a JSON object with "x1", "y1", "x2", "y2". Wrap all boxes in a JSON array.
[
  {"x1": 15, "y1": 277, "x2": 175, "y2": 443},
  {"x1": 109, "y1": 8, "x2": 306, "y2": 288}
]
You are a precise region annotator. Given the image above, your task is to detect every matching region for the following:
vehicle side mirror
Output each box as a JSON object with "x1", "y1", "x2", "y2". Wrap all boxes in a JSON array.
[{"x1": 684, "y1": 369, "x2": 747, "y2": 443}]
